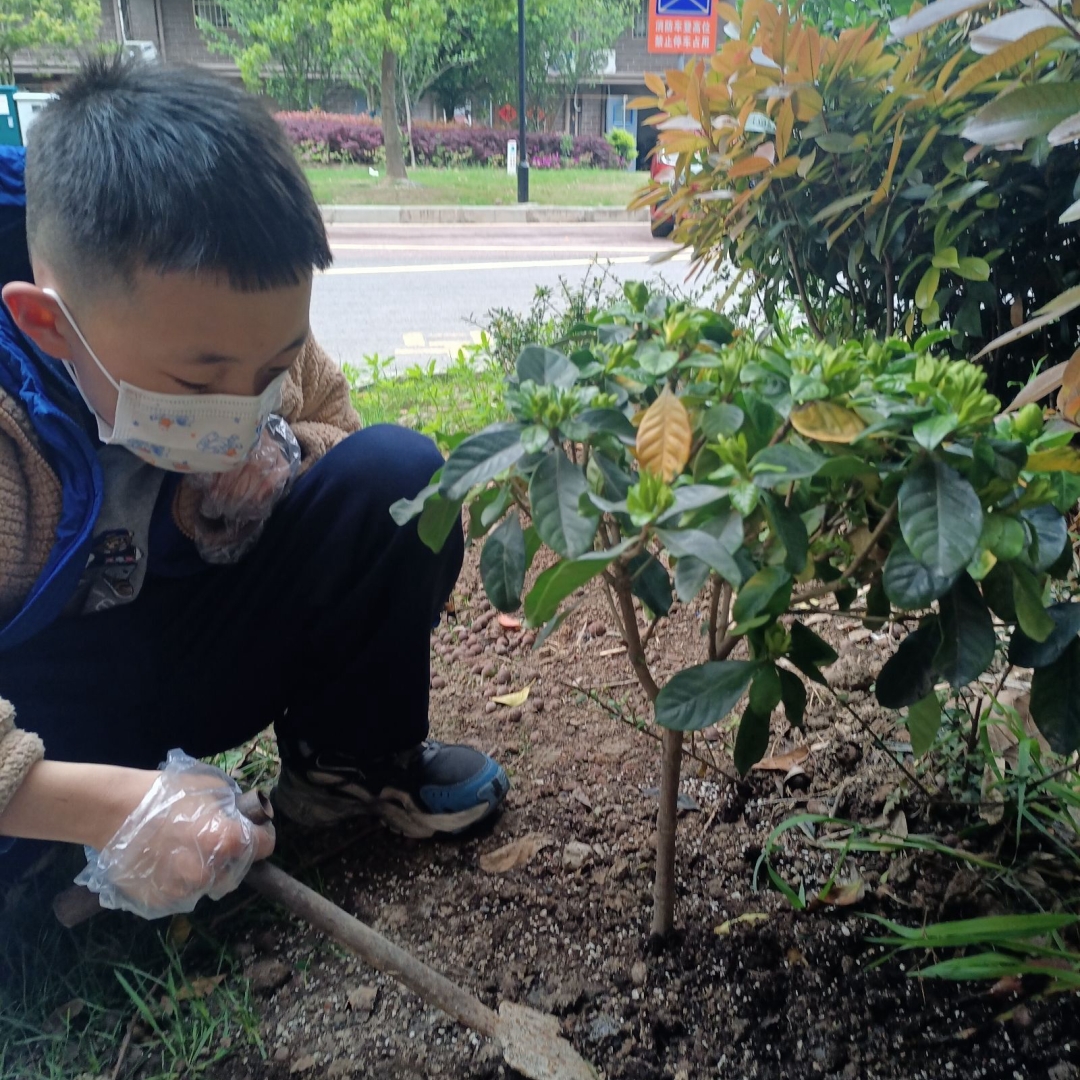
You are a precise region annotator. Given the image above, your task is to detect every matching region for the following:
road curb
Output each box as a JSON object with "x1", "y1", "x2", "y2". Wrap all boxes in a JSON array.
[{"x1": 321, "y1": 205, "x2": 649, "y2": 225}]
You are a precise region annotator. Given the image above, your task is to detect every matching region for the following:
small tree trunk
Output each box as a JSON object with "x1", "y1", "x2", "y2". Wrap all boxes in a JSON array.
[
  {"x1": 403, "y1": 80, "x2": 417, "y2": 170},
  {"x1": 651, "y1": 728, "x2": 683, "y2": 938},
  {"x1": 380, "y1": 46, "x2": 408, "y2": 181}
]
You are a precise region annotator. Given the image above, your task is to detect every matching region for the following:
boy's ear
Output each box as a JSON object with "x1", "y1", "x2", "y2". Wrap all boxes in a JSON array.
[{"x1": 1, "y1": 282, "x2": 74, "y2": 360}]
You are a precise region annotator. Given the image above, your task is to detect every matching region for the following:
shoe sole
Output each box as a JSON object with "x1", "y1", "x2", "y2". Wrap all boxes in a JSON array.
[{"x1": 272, "y1": 769, "x2": 508, "y2": 840}]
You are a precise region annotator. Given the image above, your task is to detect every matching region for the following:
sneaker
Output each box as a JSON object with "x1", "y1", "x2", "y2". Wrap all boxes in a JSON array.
[{"x1": 272, "y1": 738, "x2": 509, "y2": 839}]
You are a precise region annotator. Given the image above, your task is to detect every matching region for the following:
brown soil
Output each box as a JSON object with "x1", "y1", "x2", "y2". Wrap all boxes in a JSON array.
[{"x1": 22, "y1": 548, "x2": 1080, "y2": 1080}]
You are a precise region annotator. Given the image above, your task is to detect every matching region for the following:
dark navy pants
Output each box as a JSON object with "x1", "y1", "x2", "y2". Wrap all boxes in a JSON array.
[{"x1": 0, "y1": 426, "x2": 461, "y2": 774}]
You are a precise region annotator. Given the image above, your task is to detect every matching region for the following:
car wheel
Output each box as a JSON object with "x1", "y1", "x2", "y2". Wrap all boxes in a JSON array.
[{"x1": 651, "y1": 204, "x2": 675, "y2": 238}]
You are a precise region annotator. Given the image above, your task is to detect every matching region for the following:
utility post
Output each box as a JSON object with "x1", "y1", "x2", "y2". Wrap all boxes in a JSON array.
[{"x1": 516, "y1": 0, "x2": 529, "y2": 203}]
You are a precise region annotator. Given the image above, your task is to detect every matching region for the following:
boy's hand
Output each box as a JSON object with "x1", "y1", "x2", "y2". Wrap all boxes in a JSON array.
[
  {"x1": 196, "y1": 422, "x2": 296, "y2": 524},
  {"x1": 76, "y1": 751, "x2": 275, "y2": 919}
]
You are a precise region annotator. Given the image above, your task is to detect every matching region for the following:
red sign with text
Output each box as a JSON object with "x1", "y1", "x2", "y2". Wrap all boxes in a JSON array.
[{"x1": 647, "y1": 0, "x2": 718, "y2": 54}]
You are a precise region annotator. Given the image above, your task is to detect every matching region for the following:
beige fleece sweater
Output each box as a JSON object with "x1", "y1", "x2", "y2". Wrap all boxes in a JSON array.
[{"x1": 0, "y1": 337, "x2": 361, "y2": 815}]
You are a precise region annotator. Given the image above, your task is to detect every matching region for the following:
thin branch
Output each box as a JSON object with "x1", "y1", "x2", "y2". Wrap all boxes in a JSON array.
[
  {"x1": 1028, "y1": 0, "x2": 1080, "y2": 43},
  {"x1": 971, "y1": 665, "x2": 1012, "y2": 753},
  {"x1": 785, "y1": 235, "x2": 825, "y2": 341},
  {"x1": 793, "y1": 499, "x2": 898, "y2": 604},
  {"x1": 829, "y1": 687, "x2": 935, "y2": 799},
  {"x1": 564, "y1": 680, "x2": 738, "y2": 782},
  {"x1": 612, "y1": 571, "x2": 660, "y2": 701},
  {"x1": 768, "y1": 418, "x2": 793, "y2": 448},
  {"x1": 708, "y1": 574, "x2": 722, "y2": 661}
]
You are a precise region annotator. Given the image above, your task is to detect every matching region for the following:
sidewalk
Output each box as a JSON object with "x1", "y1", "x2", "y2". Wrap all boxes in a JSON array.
[{"x1": 320, "y1": 204, "x2": 649, "y2": 225}]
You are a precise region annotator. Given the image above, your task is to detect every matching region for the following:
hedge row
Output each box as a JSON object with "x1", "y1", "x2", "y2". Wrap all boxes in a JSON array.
[{"x1": 276, "y1": 112, "x2": 623, "y2": 169}]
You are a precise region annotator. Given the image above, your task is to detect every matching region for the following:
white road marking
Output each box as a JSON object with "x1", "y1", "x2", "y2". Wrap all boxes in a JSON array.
[
  {"x1": 330, "y1": 242, "x2": 667, "y2": 254},
  {"x1": 320, "y1": 254, "x2": 690, "y2": 277}
]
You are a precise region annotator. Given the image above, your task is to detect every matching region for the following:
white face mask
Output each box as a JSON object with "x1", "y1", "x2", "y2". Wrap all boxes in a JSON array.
[{"x1": 44, "y1": 288, "x2": 286, "y2": 474}]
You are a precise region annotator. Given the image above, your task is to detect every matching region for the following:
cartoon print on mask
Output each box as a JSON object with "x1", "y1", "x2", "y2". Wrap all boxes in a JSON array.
[
  {"x1": 197, "y1": 432, "x2": 246, "y2": 457},
  {"x1": 86, "y1": 527, "x2": 143, "y2": 601}
]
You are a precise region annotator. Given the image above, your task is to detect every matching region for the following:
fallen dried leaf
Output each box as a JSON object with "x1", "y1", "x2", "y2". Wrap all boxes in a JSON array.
[
  {"x1": 291, "y1": 1054, "x2": 318, "y2": 1074},
  {"x1": 176, "y1": 975, "x2": 225, "y2": 1001},
  {"x1": 479, "y1": 834, "x2": 550, "y2": 873},
  {"x1": 714, "y1": 912, "x2": 770, "y2": 936},
  {"x1": 753, "y1": 746, "x2": 810, "y2": 772},
  {"x1": 787, "y1": 948, "x2": 808, "y2": 967},
  {"x1": 346, "y1": 985, "x2": 378, "y2": 1015},
  {"x1": 818, "y1": 879, "x2": 866, "y2": 907},
  {"x1": 43, "y1": 998, "x2": 85, "y2": 1033},
  {"x1": 492, "y1": 685, "x2": 531, "y2": 708},
  {"x1": 167, "y1": 914, "x2": 192, "y2": 947}
]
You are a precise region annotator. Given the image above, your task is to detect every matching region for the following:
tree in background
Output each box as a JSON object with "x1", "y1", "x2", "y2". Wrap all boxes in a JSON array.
[
  {"x1": 0, "y1": 0, "x2": 100, "y2": 85},
  {"x1": 201, "y1": 0, "x2": 344, "y2": 109}
]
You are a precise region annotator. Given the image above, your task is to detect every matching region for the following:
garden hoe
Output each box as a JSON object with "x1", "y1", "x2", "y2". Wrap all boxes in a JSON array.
[{"x1": 53, "y1": 790, "x2": 597, "y2": 1080}]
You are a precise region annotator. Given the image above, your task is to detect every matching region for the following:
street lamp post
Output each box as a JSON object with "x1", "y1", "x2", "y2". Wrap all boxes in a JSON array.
[{"x1": 516, "y1": 0, "x2": 529, "y2": 203}]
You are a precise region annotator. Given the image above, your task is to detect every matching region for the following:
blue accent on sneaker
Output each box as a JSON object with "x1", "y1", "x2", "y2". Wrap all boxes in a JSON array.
[{"x1": 419, "y1": 754, "x2": 508, "y2": 816}]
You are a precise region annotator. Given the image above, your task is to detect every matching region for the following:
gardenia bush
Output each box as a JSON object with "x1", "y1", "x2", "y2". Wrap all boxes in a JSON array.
[
  {"x1": 277, "y1": 111, "x2": 622, "y2": 169},
  {"x1": 394, "y1": 280, "x2": 1080, "y2": 939}
]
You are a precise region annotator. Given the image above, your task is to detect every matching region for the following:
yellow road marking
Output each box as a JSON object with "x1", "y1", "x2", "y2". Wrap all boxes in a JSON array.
[{"x1": 321, "y1": 254, "x2": 689, "y2": 277}]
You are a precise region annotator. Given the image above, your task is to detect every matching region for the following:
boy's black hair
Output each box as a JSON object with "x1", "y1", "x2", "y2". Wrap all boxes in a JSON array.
[{"x1": 25, "y1": 55, "x2": 332, "y2": 291}]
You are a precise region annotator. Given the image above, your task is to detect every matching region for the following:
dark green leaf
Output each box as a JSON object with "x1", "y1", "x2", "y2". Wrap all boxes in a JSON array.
[
  {"x1": 590, "y1": 451, "x2": 634, "y2": 501},
  {"x1": 521, "y1": 424, "x2": 551, "y2": 454},
  {"x1": 732, "y1": 567, "x2": 792, "y2": 626},
  {"x1": 1021, "y1": 505, "x2": 1068, "y2": 574},
  {"x1": 788, "y1": 622, "x2": 839, "y2": 686},
  {"x1": 1029, "y1": 639, "x2": 1080, "y2": 755},
  {"x1": 656, "y1": 527, "x2": 744, "y2": 586},
  {"x1": 898, "y1": 460, "x2": 983, "y2": 577},
  {"x1": 655, "y1": 660, "x2": 760, "y2": 732},
  {"x1": 876, "y1": 621, "x2": 941, "y2": 709},
  {"x1": 516, "y1": 346, "x2": 577, "y2": 388},
  {"x1": 749, "y1": 445, "x2": 826, "y2": 488},
  {"x1": 577, "y1": 408, "x2": 636, "y2": 444},
  {"x1": 982, "y1": 562, "x2": 1017, "y2": 621},
  {"x1": 480, "y1": 513, "x2": 526, "y2": 613},
  {"x1": 523, "y1": 541, "x2": 633, "y2": 626},
  {"x1": 778, "y1": 669, "x2": 807, "y2": 729},
  {"x1": 657, "y1": 484, "x2": 729, "y2": 521},
  {"x1": 529, "y1": 450, "x2": 599, "y2": 559},
  {"x1": 935, "y1": 575, "x2": 995, "y2": 688},
  {"x1": 674, "y1": 555, "x2": 711, "y2": 603},
  {"x1": 467, "y1": 485, "x2": 509, "y2": 540},
  {"x1": 734, "y1": 707, "x2": 772, "y2": 775},
  {"x1": 749, "y1": 664, "x2": 782, "y2": 716},
  {"x1": 524, "y1": 525, "x2": 543, "y2": 570},
  {"x1": 628, "y1": 553, "x2": 673, "y2": 617},
  {"x1": 701, "y1": 403, "x2": 745, "y2": 438},
  {"x1": 440, "y1": 424, "x2": 526, "y2": 500},
  {"x1": 417, "y1": 494, "x2": 463, "y2": 553},
  {"x1": 865, "y1": 577, "x2": 890, "y2": 631},
  {"x1": 763, "y1": 494, "x2": 808, "y2": 574},
  {"x1": 1008, "y1": 602, "x2": 1080, "y2": 669},
  {"x1": 907, "y1": 693, "x2": 942, "y2": 758},
  {"x1": 1012, "y1": 564, "x2": 1055, "y2": 644},
  {"x1": 981, "y1": 514, "x2": 1026, "y2": 562}
]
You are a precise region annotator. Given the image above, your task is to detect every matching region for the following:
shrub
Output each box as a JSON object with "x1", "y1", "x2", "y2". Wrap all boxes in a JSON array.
[
  {"x1": 630, "y1": 2, "x2": 1080, "y2": 395},
  {"x1": 396, "y1": 279, "x2": 1080, "y2": 939},
  {"x1": 276, "y1": 112, "x2": 623, "y2": 169},
  {"x1": 606, "y1": 127, "x2": 636, "y2": 165}
]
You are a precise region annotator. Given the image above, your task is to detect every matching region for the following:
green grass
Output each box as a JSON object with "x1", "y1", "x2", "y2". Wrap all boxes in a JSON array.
[
  {"x1": 345, "y1": 343, "x2": 509, "y2": 442},
  {"x1": 304, "y1": 164, "x2": 646, "y2": 206}
]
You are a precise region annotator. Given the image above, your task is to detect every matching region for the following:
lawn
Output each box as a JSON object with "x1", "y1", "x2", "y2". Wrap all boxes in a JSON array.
[{"x1": 304, "y1": 164, "x2": 646, "y2": 206}]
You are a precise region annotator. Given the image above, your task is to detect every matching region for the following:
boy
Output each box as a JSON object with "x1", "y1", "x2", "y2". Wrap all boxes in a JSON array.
[{"x1": 0, "y1": 57, "x2": 507, "y2": 918}]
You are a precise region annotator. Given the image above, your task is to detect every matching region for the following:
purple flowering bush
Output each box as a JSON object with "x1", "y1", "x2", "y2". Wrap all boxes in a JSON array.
[{"x1": 276, "y1": 112, "x2": 621, "y2": 169}]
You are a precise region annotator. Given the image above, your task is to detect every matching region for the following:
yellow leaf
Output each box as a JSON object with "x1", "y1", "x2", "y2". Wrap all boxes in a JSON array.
[
  {"x1": 176, "y1": 975, "x2": 226, "y2": 1002},
  {"x1": 872, "y1": 115, "x2": 905, "y2": 205},
  {"x1": 1026, "y1": 447, "x2": 1080, "y2": 474},
  {"x1": 628, "y1": 95, "x2": 658, "y2": 110},
  {"x1": 644, "y1": 72, "x2": 666, "y2": 97},
  {"x1": 727, "y1": 155, "x2": 772, "y2": 179},
  {"x1": 636, "y1": 388, "x2": 692, "y2": 482},
  {"x1": 167, "y1": 914, "x2": 193, "y2": 947},
  {"x1": 776, "y1": 98, "x2": 794, "y2": 159},
  {"x1": 492, "y1": 685, "x2": 532, "y2": 707},
  {"x1": 1057, "y1": 346, "x2": 1080, "y2": 422},
  {"x1": 715, "y1": 912, "x2": 770, "y2": 935},
  {"x1": 790, "y1": 401, "x2": 867, "y2": 443},
  {"x1": 945, "y1": 26, "x2": 1068, "y2": 103},
  {"x1": 1002, "y1": 359, "x2": 1067, "y2": 414}
]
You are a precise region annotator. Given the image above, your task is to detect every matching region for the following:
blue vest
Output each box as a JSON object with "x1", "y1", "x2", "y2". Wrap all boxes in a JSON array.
[{"x1": 0, "y1": 146, "x2": 103, "y2": 650}]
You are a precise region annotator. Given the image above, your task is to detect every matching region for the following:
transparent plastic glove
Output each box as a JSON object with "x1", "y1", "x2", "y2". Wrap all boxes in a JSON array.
[
  {"x1": 186, "y1": 415, "x2": 300, "y2": 564},
  {"x1": 75, "y1": 749, "x2": 276, "y2": 920}
]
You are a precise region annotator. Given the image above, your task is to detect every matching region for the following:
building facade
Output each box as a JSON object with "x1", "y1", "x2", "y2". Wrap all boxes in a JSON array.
[{"x1": 13, "y1": 0, "x2": 692, "y2": 165}]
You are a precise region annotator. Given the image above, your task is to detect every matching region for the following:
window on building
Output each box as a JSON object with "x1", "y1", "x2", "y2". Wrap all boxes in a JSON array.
[
  {"x1": 192, "y1": 0, "x2": 231, "y2": 29},
  {"x1": 633, "y1": 0, "x2": 648, "y2": 38}
]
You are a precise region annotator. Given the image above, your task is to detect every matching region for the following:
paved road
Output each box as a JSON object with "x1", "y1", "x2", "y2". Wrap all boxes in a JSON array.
[{"x1": 310, "y1": 222, "x2": 720, "y2": 373}]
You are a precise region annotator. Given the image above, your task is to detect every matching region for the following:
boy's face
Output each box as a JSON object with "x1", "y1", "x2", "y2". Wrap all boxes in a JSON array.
[{"x1": 2, "y1": 268, "x2": 312, "y2": 426}]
